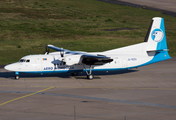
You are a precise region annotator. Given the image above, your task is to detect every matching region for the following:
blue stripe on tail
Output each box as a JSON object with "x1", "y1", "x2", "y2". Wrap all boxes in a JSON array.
[{"x1": 156, "y1": 18, "x2": 167, "y2": 50}]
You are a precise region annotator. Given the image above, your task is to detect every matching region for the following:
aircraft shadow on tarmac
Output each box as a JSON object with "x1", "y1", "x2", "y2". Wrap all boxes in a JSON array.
[{"x1": 0, "y1": 69, "x2": 138, "y2": 80}]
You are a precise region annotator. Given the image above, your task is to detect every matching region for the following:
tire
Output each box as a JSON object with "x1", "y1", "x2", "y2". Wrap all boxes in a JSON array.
[
  {"x1": 87, "y1": 74, "x2": 94, "y2": 80},
  {"x1": 15, "y1": 75, "x2": 20, "y2": 80}
]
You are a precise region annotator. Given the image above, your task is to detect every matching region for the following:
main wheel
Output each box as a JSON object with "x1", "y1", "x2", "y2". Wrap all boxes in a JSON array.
[
  {"x1": 87, "y1": 74, "x2": 94, "y2": 80},
  {"x1": 15, "y1": 75, "x2": 20, "y2": 80}
]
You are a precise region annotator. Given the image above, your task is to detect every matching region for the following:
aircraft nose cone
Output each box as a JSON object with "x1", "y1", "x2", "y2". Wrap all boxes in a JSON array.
[
  {"x1": 4, "y1": 65, "x2": 11, "y2": 71},
  {"x1": 4, "y1": 63, "x2": 18, "y2": 71}
]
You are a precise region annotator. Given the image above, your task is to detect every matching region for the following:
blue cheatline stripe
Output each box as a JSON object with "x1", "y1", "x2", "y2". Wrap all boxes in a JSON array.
[
  {"x1": 17, "y1": 68, "x2": 127, "y2": 74},
  {"x1": 1, "y1": 90, "x2": 176, "y2": 109}
]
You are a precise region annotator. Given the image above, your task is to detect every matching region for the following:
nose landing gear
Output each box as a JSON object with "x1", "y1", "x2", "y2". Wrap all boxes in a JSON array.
[
  {"x1": 15, "y1": 75, "x2": 20, "y2": 80},
  {"x1": 15, "y1": 72, "x2": 20, "y2": 80}
]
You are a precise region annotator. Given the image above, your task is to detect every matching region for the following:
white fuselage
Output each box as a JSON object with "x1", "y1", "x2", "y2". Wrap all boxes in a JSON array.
[{"x1": 4, "y1": 42, "x2": 156, "y2": 74}]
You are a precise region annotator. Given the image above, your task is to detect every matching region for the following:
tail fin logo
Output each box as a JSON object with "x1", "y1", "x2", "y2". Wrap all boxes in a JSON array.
[{"x1": 151, "y1": 28, "x2": 164, "y2": 42}]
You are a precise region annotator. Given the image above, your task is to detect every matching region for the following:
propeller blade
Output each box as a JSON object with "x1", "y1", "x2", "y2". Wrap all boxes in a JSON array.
[
  {"x1": 60, "y1": 48, "x2": 64, "y2": 57},
  {"x1": 45, "y1": 45, "x2": 49, "y2": 54}
]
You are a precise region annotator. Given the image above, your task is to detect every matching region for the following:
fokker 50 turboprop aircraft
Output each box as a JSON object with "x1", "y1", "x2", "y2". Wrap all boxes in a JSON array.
[{"x1": 4, "y1": 17, "x2": 171, "y2": 80}]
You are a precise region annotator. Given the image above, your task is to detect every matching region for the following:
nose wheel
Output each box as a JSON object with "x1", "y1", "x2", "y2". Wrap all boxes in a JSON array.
[
  {"x1": 15, "y1": 72, "x2": 20, "y2": 80},
  {"x1": 15, "y1": 75, "x2": 20, "y2": 80}
]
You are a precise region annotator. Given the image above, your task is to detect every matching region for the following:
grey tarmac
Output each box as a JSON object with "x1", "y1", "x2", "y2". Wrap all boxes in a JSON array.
[
  {"x1": 120, "y1": 0, "x2": 176, "y2": 13},
  {"x1": 97, "y1": 0, "x2": 176, "y2": 17},
  {"x1": 0, "y1": 57, "x2": 176, "y2": 120}
]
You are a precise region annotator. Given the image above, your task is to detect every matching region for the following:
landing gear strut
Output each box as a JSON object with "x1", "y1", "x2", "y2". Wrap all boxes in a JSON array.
[{"x1": 83, "y1": 65, "x2": 94, "y2": 80}]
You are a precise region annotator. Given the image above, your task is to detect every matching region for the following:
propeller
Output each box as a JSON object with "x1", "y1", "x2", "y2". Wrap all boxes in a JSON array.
[
  {"x1": 60, "y1": 48, "x2": 64, "y2": 57},
  {"x1": 47, "y1": 45, "x2": 68, "y2": 57},
  {"x1": 45, "y1": 45, "x2": 49, "y2": 55}
]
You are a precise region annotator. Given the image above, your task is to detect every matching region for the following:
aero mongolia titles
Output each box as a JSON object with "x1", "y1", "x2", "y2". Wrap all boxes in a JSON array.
[{"x1": 5, "y1": 17, "x2": 171, "y2": 80}]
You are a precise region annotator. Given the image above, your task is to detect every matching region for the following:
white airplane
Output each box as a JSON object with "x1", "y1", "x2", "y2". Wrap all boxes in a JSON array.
[{"x1": 4, "y1": 17, "x2": 171, "y2": 80}]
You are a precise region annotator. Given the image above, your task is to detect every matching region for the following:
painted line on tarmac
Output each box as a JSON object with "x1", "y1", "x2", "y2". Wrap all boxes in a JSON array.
[
  {"x1": 0, "y1": 86, "x2": 55, "y2": 107},
  {"x1": 1, "y1": 90, "x2": 176, "y2": 109},
  {"x1": 1, "y1": 85, "x2": 176, "y2": 91},
  {"x1": 41, "y1": 93, "x2": 176, "y2": 109}
]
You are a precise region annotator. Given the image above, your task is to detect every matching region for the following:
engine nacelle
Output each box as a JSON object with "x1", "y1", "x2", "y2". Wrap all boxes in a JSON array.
[{"x1": 63, "y1": 55, "x2": 82, "y2": 66}]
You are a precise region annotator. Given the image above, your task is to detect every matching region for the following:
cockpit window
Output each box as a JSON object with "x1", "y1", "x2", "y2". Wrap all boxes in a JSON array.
[
  {"x1": 19, "y1": 59, "x2": 30, "y2": 62},
  {"x1": 19, "y1": 59, "x2": 26, "y2": 62}
]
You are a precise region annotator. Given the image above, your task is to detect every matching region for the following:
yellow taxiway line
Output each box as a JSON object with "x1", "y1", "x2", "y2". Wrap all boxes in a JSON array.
[{"x1": 0, "y1": 86, "x2": 55, "y2": 107}]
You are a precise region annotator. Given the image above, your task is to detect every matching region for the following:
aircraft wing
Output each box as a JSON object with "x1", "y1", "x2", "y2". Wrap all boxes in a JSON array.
[
  {"x1": 47, "y1": 44, "x2": 86, "y2": 55},
  {"x1": 47, "y1": 45, "x2": 113, "y2": 65},
  {"x1": 47, "y1": 45, "x2": 70, "y2": 52}
]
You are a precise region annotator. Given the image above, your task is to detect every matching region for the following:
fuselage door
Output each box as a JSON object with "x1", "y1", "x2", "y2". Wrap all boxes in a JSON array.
[{"x1": 35, "y1": 58, "x2": 42, "y2": 72}]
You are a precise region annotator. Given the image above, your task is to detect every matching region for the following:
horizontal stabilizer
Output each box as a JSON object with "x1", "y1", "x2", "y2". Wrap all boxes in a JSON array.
[{"x1": 147, "y1": 49, "x2": 169, "y2": 53}]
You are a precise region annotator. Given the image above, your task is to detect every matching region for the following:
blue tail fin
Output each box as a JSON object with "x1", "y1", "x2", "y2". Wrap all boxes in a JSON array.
[{"x1": 145, "y1": 17, "x2": 171, "y2": 62}]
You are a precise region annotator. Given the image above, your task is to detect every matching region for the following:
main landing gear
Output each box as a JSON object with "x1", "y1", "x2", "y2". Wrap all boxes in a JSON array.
[
  {"x1": 87, "y1": 74, "x2": 94, "y2": 80},
  {"x1": 83, "y1": 65, "x2": 94, "y2": 80}
]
